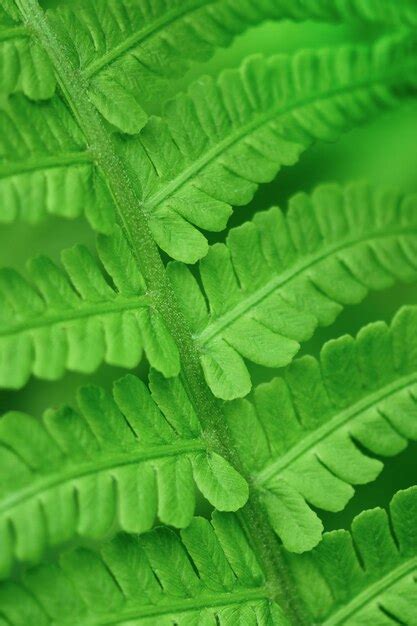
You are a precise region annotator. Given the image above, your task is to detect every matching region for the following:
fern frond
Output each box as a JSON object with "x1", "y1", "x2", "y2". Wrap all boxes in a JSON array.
[
  {"x1": 48, "y1": 0, "x2": 417, "y2": 133},
  {"x1": 224, "y1": 306, "x2": 417, "y2": 553},
  {"x1": 3, "y1": 183, "x2": 417, "y2": 393},
  {"x1": 170, "y1": 182, "x2": 417, "y2": 399},
  {"x1": 0, "y1": 95, "x2": 115, "y2": 232},
  {"x1": 0, "y1": 512, "x2": 289, "y2": 625},
  {"x1": 0, "y1": 0, "x2": 55, "y2": 99},
  {"x1": 2, "y1": 36, "x2": 417, "y2": 255},
  {"x1": 5, "y1": 0, "x2": 416, "y2": 113},
  {"x1": 0, "y1": 225, "x2": 181, "y2": 389},
  {"x1": 0, "y1": 372, "x2": 248, "y2": 576},
  {"x1": 126, "y1": 35, "x2": 417, "y2": 262},
  {"x1": 288, "y1": 486, "x2": 417, "y2": 624}
]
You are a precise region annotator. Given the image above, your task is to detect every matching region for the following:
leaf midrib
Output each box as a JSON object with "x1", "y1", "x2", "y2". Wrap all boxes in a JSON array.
[
  {"x1": 323, "y1": 556, "x2": 417, "y2": 625},
  {"x1": 255, "y1": 371, "x2": 417, "y2": 485},
  {"x1": 0, "y1": 295, "x2": 148, "y2": 338},
  {"x1": 84, "y1": 588, "x2": 269, "y2": 626},
  {"x1": 197, "y1": 226, "x2": 417, "y2": 345},
  {"x1": 0, "y1": 439, "x2": 206, "y2": 515},
  {"x1": 84, "y1": 0, "x2": 215, "y2": 78},
  {"x1": 0, "y1": 152, "x2": 92, "y2": 178}
]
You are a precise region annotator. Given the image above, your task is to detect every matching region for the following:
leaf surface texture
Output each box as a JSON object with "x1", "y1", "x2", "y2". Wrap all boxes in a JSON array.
[
  {"x1": 288, "y1": 487, "x2": 417, "y2": 624},
  {"x1": 0, "y1": 0, "x2": 55, "y2": 99},
  {"x1": 0, "y1": 225, "x2": 180, "y2": 388},
  {"x1": 225, "y1": 306, "x2": 417, "y2": 552},
  {"x1": 171, "y1": 183, "x2": 417, "y2": 398},
  {"x1": 0, "y1": 371, "x2": 248, "y2": 576},
  {"x1": 1, "y1": 36, "x2": 417, "y2": 261},
  {"x1": 0, "y1": 512, "x2": 290, "y2": 625}
]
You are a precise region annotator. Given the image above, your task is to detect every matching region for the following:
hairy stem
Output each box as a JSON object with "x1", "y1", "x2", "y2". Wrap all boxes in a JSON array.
[{"x1": 16, "y1": 1, "x2": 307, "y2": 622}]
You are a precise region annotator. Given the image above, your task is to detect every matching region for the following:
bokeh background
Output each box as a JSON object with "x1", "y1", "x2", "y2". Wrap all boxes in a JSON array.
[{"x1": 2, "y1": 2, "x2": 416, "y2": 532}]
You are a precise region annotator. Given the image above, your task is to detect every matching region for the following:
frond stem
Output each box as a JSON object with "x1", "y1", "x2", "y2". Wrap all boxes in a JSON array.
[{"x1": 14, "y1": 1, "x2": 307, "y2": 622}]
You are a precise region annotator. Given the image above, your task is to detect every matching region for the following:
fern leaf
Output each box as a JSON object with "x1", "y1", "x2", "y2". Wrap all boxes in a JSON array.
[
  {"x1": 0, "y1": 225, "x2": 181, "y2": 388},
  {"x1": 6, "y1": 0, "x2": 415, "y2": 117},
  {"x1": 48, "y1": 0, "x2": 417, "y2": 134},
  {"x1": 0, "y1": 372, "x2": 248, "y2": 577},
  {"x1": 288, "y1": 486, "x2": 417, "y2": 624},
  {"x1": 4, "y1": 182, "x2": 417, "y2": 393},
  {"x1": 0, "y1": 512, "x2": 289, "y2": 625},
  {"x1": 3, "y1": 181, "x2": 415, "y2": 393},
  {"x1": 0, "y1": 95, "x2": 115, "y2": 232},
  {"x1": 224, "y1": 306, "x2": 417, "y2": 553},
  {"x1": 124, "y1": 34, "x2": 417, "y2": 262},
  {"x1": 0, "y1": 0, "x2": 55, "y2": 99},
  {"x1": 2, "y1": 36, "x2": 416, "y2": 253},
  {"x1": 170, "y1": 182, "x2": 417, "y2": 399}
]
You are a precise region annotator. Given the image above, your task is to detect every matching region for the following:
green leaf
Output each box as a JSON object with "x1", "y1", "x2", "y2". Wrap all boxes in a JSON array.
[
  {"x1": 288, "y1": 486, "x2": 417, "y2": 624},
  {"x1": 171, "y1": 182, "x2": 417, "y2": 399},
  {"x1": 7, "y1": 0, "x2": 415, "y2": 121},
  {"x1": 126, "y1": 34, "x2": 417, "y2": 261},
  {"x1": 0, "y1": 0, "x2": 55, "y2": 99},
  {"x1": 10, "y1": 180, "x2": 416, "y2": 395},
  {"x1": 0, "y1": 372, "x2": 248, "y2": 577},
  {"x1": 47, "y1": 0, "x2": 417, "y2": 132},
  {"x1": 0, "y1": 225, "x2": 180, "y2": 388},
  {"x1": 0, "y1": 95, "x2": 115, "y2": 231},
  {"x1": 0, "y1": 513, "x2": 291, "y2": 626},
  {"x1": 192, "y1": 451, "x2": 249, "y2": 511},
  {"x1": 225, "y1": 306, "x2": 417, "y2": 552},
  {"x1": 2, "y1": 35, "x2": 417, "y2": 253}
]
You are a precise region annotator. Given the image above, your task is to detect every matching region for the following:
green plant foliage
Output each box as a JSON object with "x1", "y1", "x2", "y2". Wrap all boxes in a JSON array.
[
  {"x1": 0, "y1": 94, "x2": 115, "y2": 230},
  {"x1": 0, "y1": 371, "x2": 247, "y2": 576},
  {"x1": 1, "y1": 33, "x2": 417, "y2": 259},
  {"x1": 287, "y1": 486, "x2": 417, "y2": 624},
  {"x1": 5, "y1": 0, "x2": 417, "y2": 120},
  {"x1": 3, "y1": 182, "x2": 417, "y2": 394},
  {"x1": 126, "y1": 35, "x2": 417, "y2": 263},
  {"x1": 226, "y1": 307, "x2": 417, "y2": 552},
  {"x1": 0, "y1": 0, "x2": 55, "y2": 98},
  {"x1": 2, "y1": 1, "x2": 417, "y2": 625},
  {"x1": 0, "y1": 512, "x2": 288, "y2": 625},
  {"x1": 171, "y1": 183, "x2": 417, "y2": 399},
  {"x1": 1, "y1": 488, "x2": 416, "y2": 625},
  {"x1": 0, "y1": 225, "x2": 181, "y2": 388}
]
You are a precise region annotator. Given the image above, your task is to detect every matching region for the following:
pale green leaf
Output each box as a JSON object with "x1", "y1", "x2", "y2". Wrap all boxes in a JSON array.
[
  {"x1": 0, "y1": 512, "x2": 287, "y2": 625},
  {"x1": 172, "y1": 183, "x2": 417, "y2": 398},
  {"x1": 288, "y1": 487, "x2": 417, "y2": 624},
  {"x1": 225, "y1": 306, "x2": 417, "y2": 551},
  {"x1": 126, "y1": 35, "x2": 417, "y2": 261},
  {"x1": 0, "y1": 226, "x2": 179, "y2": 388},
  {"x1": 0, "y1": 373, "x2": 248, "y2": 576}
]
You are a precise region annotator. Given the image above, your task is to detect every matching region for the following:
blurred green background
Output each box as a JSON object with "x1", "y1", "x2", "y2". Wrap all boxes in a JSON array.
[{"x1": 2, "y1": 6, "x2": 416, "y2": 531}]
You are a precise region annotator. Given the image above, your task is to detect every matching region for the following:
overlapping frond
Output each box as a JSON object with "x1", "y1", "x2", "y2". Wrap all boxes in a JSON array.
[
  {"x1": 0, "y1": 0, "x2": 55, "y2": 99},
  {"x1": 171, "y1": 183, "x2": 417, "y2": 399},
  {"x1": 0, "y1": 225, "x2": 182, "y2": 388},
  {"x1": 2, "y1": 36, "x2": 417, "y2": 258},
  {"x1": 3, "y1": 182, "x2": 417, "y2": 393},
  {"x1": 288, "y1": 486, "x2": 417, "y2": 624},
  {"x1": 0, "y1": 371, "x2": 248, "y2": 577},
  {"x1": 225, "y1": 306, "x2": 417, "y2": 553},
  {"x1": 47, "y1": 0, "x2": 417, "y2": 134},
  {"x1": 126, "y1": 35, "x2": 417, "y2": 262},
  {"x1": 6, "y1": 0, "x2": 417, "y2": 114},
  {"x1": 0, "y1": 512, "x2": 288, "y2": 626},
  {"x1": 2, "y1": 2, "x2": 417, "y2": 624}
]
